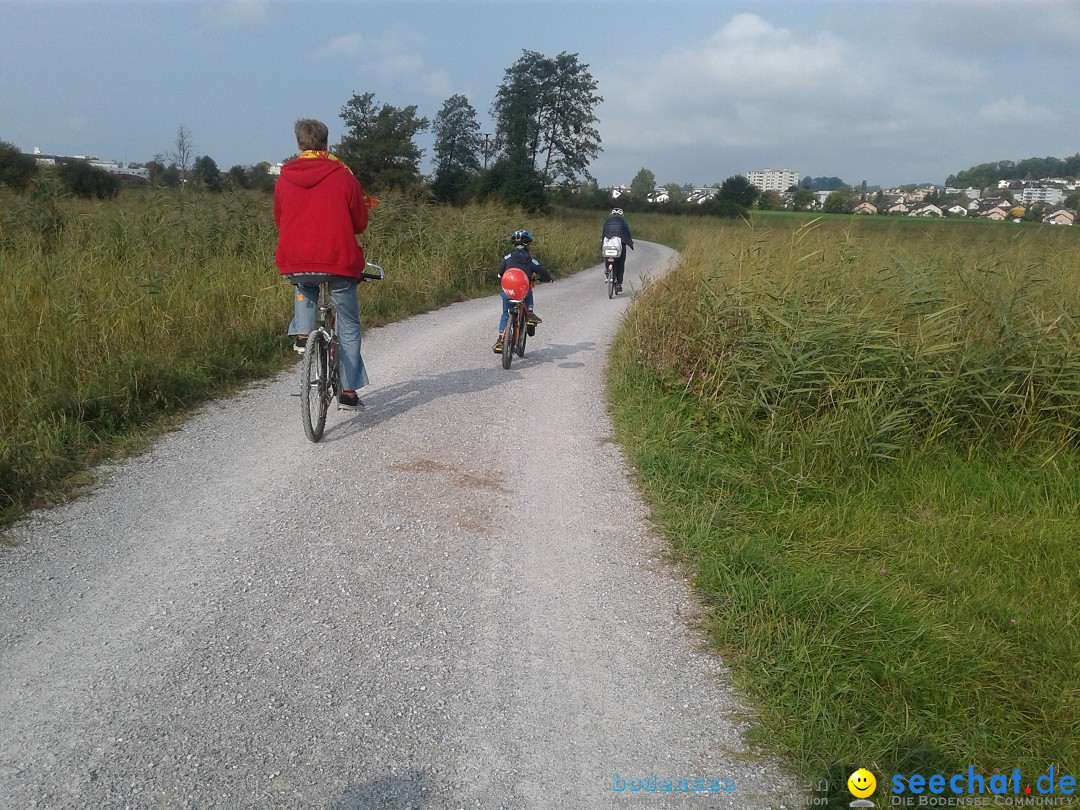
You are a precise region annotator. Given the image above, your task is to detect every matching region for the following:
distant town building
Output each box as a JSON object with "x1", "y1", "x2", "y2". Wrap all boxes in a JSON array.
[
  {"x1": 746, "y1": 169, "x2": 799, "y2": 192},
  {"x1": 26, "y1": 147, "x2": 149, "y2": 181},
  {"x1": 1020, "y1": 186, "x2": 1065, "y2": 206}
]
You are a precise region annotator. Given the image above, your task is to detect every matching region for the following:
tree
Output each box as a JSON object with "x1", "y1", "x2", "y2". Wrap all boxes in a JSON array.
[
  {"x1": 718, "y1": 175, "x2": 759, "y2": 208},
  {"x1": 822, "y1": 188, "x2": 858, "y2": 214},
  {"x1": 431, "y1": 94, "x2": 482, "y2": 205},
  {"x1": 59, "y1": 161, "x2": 120, "y2": 199},
  {"x1": 192, "y1": 155, "x2": 222, "y2": 192},
  {"x1": 757, "y1": 190, "x2": 782, "y2": 210},
  {"x1": 630, "y1": 168, "x2": 656, "y2": 200},
  {"x1": 664, "y1": 182, "x2": 684, "y2": 203},
  {"x1": 247, "y1": 162, "x2": 276, "y2": 194},
  {"x1": 492, "y1": 50, "x2": 602, "y2": 186},
  {"x1": 336, "y1": 92, "x2": 429, "y2": 192},
  {"x1": 793, "y1": 187, "x2": 815, "y2": 210},
  {"x1": 433, "y1": 94, "x2": 482, "y2": 176},
  {"x1": 225, "y1": 165, "x2": 250, "y2": 191},
  {"x1": 167, "y1": 125, "x2": 195, "y2": 185},
  {"x1": 0, "y1": 140, "x2": 37, "y2": 191}
]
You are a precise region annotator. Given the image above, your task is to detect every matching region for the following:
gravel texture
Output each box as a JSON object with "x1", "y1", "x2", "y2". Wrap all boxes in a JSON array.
[{"x1": 0, "y1": 242, "x2": 796, "y2": 809}]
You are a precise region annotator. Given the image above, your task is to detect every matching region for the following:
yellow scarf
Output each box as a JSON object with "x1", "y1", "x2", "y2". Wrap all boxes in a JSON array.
[{"x1": 296, "y1": 151, "x2": 379, "y2": 210}]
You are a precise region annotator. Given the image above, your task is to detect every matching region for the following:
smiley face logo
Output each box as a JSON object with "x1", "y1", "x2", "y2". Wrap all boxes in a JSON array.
[{"x1": 847, "y1": 768, "x2": 877, "y2": 798}]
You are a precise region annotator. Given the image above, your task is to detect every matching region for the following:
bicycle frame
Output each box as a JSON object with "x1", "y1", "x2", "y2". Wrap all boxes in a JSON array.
[
  {"x1": 500, "y1": 278, "x2": 533, "y2": 370},
  {"x1": 291, "y1": 264, "x2": 384, "y2": 442}
]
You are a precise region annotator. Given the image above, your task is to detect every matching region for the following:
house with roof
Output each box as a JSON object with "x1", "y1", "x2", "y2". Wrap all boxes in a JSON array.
[
  {"x1": 1044, "y1": 209, "x2": 1075, "y2": 226},
  {"x1": 853, "y1": 202, "x2": 877, "y2": 215},
  {"x1": 910, "y1": 204, "x2": 943, "y2": 218}
]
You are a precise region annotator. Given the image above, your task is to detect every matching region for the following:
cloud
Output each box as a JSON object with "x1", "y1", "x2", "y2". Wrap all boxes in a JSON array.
[
  {"x1": 592, "y1": 11, "x2": 1009, "y2": 186},
  {"x1": 979, "y1": 95, "x2": 1055, "y2": 126},
  {"x1": 313, "y1": 32, "x2": 365, "y2": 61},
  {"x1": 310, "y1": 27, "x2": 451, "y2": 98}
]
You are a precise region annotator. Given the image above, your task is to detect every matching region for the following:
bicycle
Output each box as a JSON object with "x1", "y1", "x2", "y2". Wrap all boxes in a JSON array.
[
  {"x1": 498, "y1": 267, "x2": 535, "y2": 370},
  {"x1": 601, "y1": 236, "x2": 622, "y2": 298},
  {"x1": 288, "y1": 263, "x2": 384, "y2": 442}
]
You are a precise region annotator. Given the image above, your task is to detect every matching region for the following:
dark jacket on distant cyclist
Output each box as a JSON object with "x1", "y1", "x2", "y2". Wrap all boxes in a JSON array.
[
  {"x1": 601, "y1": 214, "x2": 634, "y2": 248},
  {"x1": 498, "y1": 247, "x2": 552, "y2": 283}
]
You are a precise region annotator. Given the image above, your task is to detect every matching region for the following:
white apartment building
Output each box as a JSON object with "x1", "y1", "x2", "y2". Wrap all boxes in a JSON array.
[
  {"x1": 746, "y1": 168, "x2": 799, "y2": 192},
  {"x1": 1020, "y1": 186, "x2": 1065, "y2": 206}
]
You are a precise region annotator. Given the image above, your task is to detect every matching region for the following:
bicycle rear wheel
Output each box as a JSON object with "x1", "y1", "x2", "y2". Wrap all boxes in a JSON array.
[
  {"x1": 606, "y1": 263, "x2": 615, "y2": 299},
  {"x1": 301, "y1": 331, "x2": 330, "y2": 442}
]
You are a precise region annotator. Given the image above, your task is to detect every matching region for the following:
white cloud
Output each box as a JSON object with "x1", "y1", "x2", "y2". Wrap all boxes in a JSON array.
[
  {"x1": 310, "y1": 28, "x2": 451, "y2": 97},
  {"x1": 313, "y1": 32, "x2": 365, "y2": 61},
  {"x1": 979, "y1": 95, "x2": 1055, "y2": 126}
]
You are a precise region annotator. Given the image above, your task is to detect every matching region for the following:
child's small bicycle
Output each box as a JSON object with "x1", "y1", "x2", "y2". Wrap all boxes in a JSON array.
[
  {"x1": 288, "y1": 264, "x2": 384, "y2": 442},
  {"x1": 498, "y1": 267, "x2": 535, "y2": 370}
]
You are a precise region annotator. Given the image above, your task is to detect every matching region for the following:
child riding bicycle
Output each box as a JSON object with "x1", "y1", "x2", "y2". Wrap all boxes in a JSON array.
[{"x1": 493, "y1": 230, "x2": 552, "y2": 353}]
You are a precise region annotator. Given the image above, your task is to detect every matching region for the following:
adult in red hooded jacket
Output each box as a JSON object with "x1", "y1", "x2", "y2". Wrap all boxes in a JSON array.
[{"x1": 275, "y1": 118, "x2": 372, "y2": 410}]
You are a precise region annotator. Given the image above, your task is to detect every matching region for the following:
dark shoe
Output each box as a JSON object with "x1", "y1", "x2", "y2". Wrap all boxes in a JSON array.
[
  {"x1": 615, "y1": 284, "x2": 623, "y2": 294},
  {"x1": 338, "y1": 391, "x2": 364, "y2": 411},
  {"x1": 293, "y1": 335, "x2": 308, "y2": 354},
  {"x1": 526, "y1": 310, "x2": 542, "y2": 325},
  {"x1": 492, "y1": 340, "x2": 503, "y2": 353}
]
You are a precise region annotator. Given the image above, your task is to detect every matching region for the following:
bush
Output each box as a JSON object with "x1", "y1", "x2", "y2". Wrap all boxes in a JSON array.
[
  {"x1": 0, "y1": 140, "x2": 38, "y2": 191},
  {"x1": 58, "y1": 161, "x2": 121, "y2": 199}
]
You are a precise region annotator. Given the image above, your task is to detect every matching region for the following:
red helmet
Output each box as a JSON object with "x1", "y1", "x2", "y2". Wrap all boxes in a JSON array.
[{"x1": 501, "y1": 267, "x2": 531, "y2": 300}]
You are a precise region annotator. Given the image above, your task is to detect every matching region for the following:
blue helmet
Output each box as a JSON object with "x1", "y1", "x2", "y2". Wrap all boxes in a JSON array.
[{"x1": 511, "y1": 229, "x2": 533, "y2": 247}]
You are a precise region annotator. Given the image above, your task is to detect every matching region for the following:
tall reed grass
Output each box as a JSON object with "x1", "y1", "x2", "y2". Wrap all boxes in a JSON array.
[
  {"x1": 0, "y1": 187, "x2": 599, "y2": 523},
  {"x1": 610, "y1": 215, "x2": 1080, "y2": 802}
]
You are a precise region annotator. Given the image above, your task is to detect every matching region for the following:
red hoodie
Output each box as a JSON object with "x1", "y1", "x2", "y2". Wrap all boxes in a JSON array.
[{"x1": 274, "y1": 154, "x2": 369, "y2": 278}]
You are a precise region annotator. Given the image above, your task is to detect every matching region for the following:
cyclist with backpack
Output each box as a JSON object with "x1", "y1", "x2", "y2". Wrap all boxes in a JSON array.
[
  {"x1": 493, "y1": 230, "x2": 552, "y2": 353},
  {"x1": 600, "y1": 207, "x2": 634, "y2": 294}
]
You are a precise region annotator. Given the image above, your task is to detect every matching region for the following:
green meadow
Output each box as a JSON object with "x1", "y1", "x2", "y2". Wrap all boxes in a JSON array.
[{"x1": 609, "y1": 214, "x2": 1080, "y2": 805}]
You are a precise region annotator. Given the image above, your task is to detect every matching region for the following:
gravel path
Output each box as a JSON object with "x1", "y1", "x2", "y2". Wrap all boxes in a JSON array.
[{"x1": 0, "y1": 242, "x2": 795, "y2": 809}]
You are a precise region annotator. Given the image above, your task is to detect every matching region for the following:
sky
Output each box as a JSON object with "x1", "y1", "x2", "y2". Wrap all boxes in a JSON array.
[{"x1": 2, "y1": 0, "x2": 1078, "y2": 189}]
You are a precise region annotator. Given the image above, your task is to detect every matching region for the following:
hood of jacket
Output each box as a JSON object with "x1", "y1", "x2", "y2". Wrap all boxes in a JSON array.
[{"x1": 279, "y1": 156, "x2": 348, "y2": 190}]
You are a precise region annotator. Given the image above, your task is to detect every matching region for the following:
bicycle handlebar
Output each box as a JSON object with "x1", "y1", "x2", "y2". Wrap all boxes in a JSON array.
[{"x1": 361, "y1": 262, "x2": 385, "y2": 281}]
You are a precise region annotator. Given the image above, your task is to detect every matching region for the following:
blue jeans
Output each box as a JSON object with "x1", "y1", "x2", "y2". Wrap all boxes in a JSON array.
[
  {"x1": 290, "y1": 278, "x2": 369, "y2": 391},
  {"x1": 499, "y1": 290, "x2": 534, "y2": 334}
]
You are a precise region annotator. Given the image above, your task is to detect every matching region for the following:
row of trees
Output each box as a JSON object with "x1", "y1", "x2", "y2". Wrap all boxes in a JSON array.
[
  {"x1": 1, "y1": 50, "x2": 603, "y2": 211},
  {"x1": 330, "y1": 50, "x2": 602, "y2": 212},
  {"x1": 946, "y1": 154, "x2": 1080, "y2": 190}
]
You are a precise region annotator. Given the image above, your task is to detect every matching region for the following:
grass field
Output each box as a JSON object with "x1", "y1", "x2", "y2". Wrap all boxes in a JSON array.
[
  {"x1": 609, "y1": 214, "x2": 1080, "y2": 806},
  {"x1": 0, "y1": 184, "x2": 601, "y2": 526}
]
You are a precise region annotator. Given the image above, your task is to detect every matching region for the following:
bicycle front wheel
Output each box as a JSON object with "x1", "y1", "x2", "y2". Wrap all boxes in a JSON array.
[
  {"x1": 301, "y1": 331, "x2": 330, "y2": 442},
  {"x1": 516, "y1": 314, "x2": 527, "y2": 357},
  {"x1": 501, "y1": 323, "x2": 514, "y2": 370}
]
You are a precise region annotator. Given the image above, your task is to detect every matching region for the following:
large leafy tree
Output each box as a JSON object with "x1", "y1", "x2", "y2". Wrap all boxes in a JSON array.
[
  {"x1": 492, "y1": 50, "x2": 602, "y2": 185},
  {"x1": 630, "y1": 168, "x2": 656, "y2": 200},
  {"x1": 433, "y1": 94, "x2": 482, "y2": 176},
  {"x1": 192, "y1": 155, "x2": 222, "y2": 192},
  {"x1": 719, "y1": 174, "x2": 759, "y2": 208},
  {"x1": 335, "y1": 92, "x2": 429, "y2": 192},
  {"x1": 431, "y1": 94, "x2": 482, "y2": 205}
]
